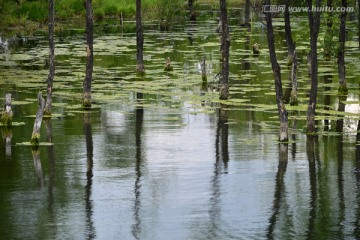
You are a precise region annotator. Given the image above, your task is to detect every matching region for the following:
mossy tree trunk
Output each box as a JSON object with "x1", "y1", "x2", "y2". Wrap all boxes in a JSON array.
[
  {"x1": 337, "y1": 0, "x2": 348, "y2": 94},
  {"x1": 136, "y1": 0, "x2": 145, "y2": 74},
  {"x1": 284, "y1": 0, "x2": 295, "y2": 65},
  {"x1": 1, "y1": 93, "x2": 13, "y2": 126},
  {"x1": 44, "y1": 0, "x2": 55, "y2": 115},
  {"x1": 306, "y1": 0, "x2": 321, "y2": 134},
  {"x1": 31, "y1": 92, "x2": 45, "y2": 145},
  {"x1": 219, "y1": 0, "x2": 230, "y2": 100},
  {"x1": 83, "y1": 0, "x2": 93, "y2": 108},
  {"x1": 264, "y1": 0, "x2": 288, "y2": 142}
]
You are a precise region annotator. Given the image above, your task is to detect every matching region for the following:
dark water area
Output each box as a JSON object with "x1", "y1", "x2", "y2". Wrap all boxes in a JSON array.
[{"x1": 1, "y1": 11, "x2": 360, "y2": 239}]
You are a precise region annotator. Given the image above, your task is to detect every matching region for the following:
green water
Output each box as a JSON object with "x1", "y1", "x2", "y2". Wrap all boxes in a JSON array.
[{"x1": 1, "y1": 13, "x2": 360, "y2": 239}]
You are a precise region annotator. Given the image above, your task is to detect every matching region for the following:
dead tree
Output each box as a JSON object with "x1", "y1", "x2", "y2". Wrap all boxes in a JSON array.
[
  {"x1": 1, "y1": 93, "x2": 13, "y2": 126},
  {"x1": 264, "y1": 0, "x2": 288, "y2": 142},
  {"x1": 31, "y1": 92, "x2": 46, "y2": 145},
  {"x1": 337, "y1": 0, "x2": 348, "y2": 94},
  {"x1": 219, "y1": 0, "x2": 230, "y2": 100},
  {"x1": 284, "y1": 0, "x2": 295, "y2": 65},
  {"x1": 306, "y1": 0, "x2": 321, "y2": 134},
  {"x1": 136, "y1": 0, "x2": 145, "y2": 74},
  {"x1": 44, "y1": 0, "x2": 55, "y2": 115},
  {"x1": 83, "y1": 0, "x2": 94, "y2": 108}
]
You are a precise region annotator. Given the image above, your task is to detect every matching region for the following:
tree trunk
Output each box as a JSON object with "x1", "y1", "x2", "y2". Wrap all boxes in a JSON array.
[
  {"x1": 290, "y1": 51, "x2": 298, "y2": 106},
  {"x1": 44, "y1": 0, "x2": 55, "y2": 115},
  {"x1": 338, "y1": 0, "x2": 348, "y2": 94},
  {"x1": 188, "y1": 0, "x2": 197, "y2": 21},
  {"x1": 200, "y1": 56, "x2": 207, "y2": 81},
  {"x1": 284, "y1": 0, "x2": 295, "y2": 65},
  {"x1": 1, "y1": 93, "x2": 13, "y2": 126},
  {"x1": 136, "y1": 0, "x2": 145, "y2": 74},
  {"x1": 244, "y1": 0, "x2": 250, "y2": 27},
  {"x1": 324, "y1": 0, "x2": 333, "y2": 60},
  {"x1": 83, "y1": 0, "x2": 93, "y2": 108},
  {"x1": 219, "y1": 0, "x2": 230, "y2": 100},
  {"x1": 358, "y1": 0, "x2": 360, "y2": 49},
  {"x1": 306, "y1": 0, "x2": 321, "y2": 134},
  {"x1": 31, "y1": 92, "x2": 46, "y2": 145},
  {"x1": 264, "y1": 0, "x2": 288, "y2": 142}
]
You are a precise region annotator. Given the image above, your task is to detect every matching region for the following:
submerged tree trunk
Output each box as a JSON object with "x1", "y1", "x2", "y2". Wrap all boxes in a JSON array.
[
  {"x1": 264, "y1": 0, "x2": 288, "y2": 142},
  {"x1": 306, "y1": 0, "x2": 321, "y2": 134},
  {"x1": 136, "y1": 0, "x2": 145, "y2": 74},
  {"x1": 1, "y1": 93, "x2": 13, "y2": 126},
  {"x1": 44, "y1": 0, "x2": 55, "y2": 115},
  {"x1": 244, "y1": 0, "x2": 250, "y2": 27},
  {"x1": 219, "y1": 0, "x2": 230, "y2": 100},
  {"x1": 338, "y1": 0, "x2": 348, "y2": 93},
  {"x1": 83, "y1": 0, "x2": 93, "y2": 108},
  {"x1": 31, "y1": 92, "x2": 46, "y2": 145},
  {"x1": 284, "y1": 0, "x2": 295, "y2": 65}
]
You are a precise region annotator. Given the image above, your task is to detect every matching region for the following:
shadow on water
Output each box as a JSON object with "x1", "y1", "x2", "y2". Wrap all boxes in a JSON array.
[
  {"x1": 31, "y1": 145, "x2": 45, "y2": 188},
  {"x1": 266, "y1": 143, "x2": 288, "y2": 240},
  {"x1": 83, "y1": 112, "x2": 96, "y2": 240},
  {"x1": 1, "y1": 127, "x2": 12, "y2": 158},
  {"x1": 132, "y1": 92, "x2": 144, "y2": 240}
]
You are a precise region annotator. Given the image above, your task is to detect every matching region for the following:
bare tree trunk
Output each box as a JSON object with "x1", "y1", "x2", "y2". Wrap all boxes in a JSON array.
[
  {"x1": 31, "y1": 92, "x2": 46, "y2": 145},
  {"x1": 338, "y1": 0, "x2": 348, "y2": 93},
  {"x1": 290, "y1": 51, "x2": 298, "y2": 106},
  {"x1": 244, "y1": 0, "x2": 250, "y2": 27},
  {"x1": 306, "y1": 0, "x2": 321, "y2": 134},
  {"x1": 1, "y1": 93, "x2": 13, "y2": 126},
  {"x1": 44, "y1": 0, "x2": 55, "y2": 115},
  {"x1": 136, "y1": 0, "x2": 145, "y2": 74},
  {"x1": 219, "y1": 0, "x2": 230, "y2": 100},
  {"x1": 284, "y1": 0, "x2": 295, "y2": 65},
  {"x1": 264, "y1": 0, "x2": 288, "y2": 142},
  {"x1": 324, "y1": 0, "x2": 333, "y2": 60},
  {"x1": 83, "y1": 0, "x2": 93, "y2": 108}
]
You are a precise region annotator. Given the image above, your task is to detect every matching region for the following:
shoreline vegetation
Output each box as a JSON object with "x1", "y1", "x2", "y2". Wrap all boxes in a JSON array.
[{"x1": 0, "y1": 0, "x2": 252, "y2": 36}]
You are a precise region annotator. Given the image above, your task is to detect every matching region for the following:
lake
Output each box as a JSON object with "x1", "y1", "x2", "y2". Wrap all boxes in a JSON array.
[{"x1": 1, "y1": 10, "x2": 360, "y2": 239}]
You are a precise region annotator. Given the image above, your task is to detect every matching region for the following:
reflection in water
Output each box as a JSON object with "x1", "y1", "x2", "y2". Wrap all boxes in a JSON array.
[
  {"x1": 31, "y1": 145, "x2": 45, "y2": 188},
  {"x1": 83, "y1": 112, "x2": 96, "y2": 240},
  {"x1": 266, "y1": 143, "x2": 288, "y2": 239},
  {"x1": 337, "y1": 136, "x2": 345, "y2": 238},
  {"x1": 306, "y1": 136, "x2": 318, "y2": 239},
  {"x1": 44, "y1": 119, "x2": 56, "y2": 223},
  {"x1": 323, "y1": 74, "x2": 332, "y2": 131},
  {"x1": 132, "y1": 92, "x2": 144, "y2": 240},
  {"x1": 209, "y1": 105, "x2": 229, "y2": 237},
  {"x1": 354, "y1": 121, "x2": 360, "y2": 237},
  {"x1": 242, "y1": 27, "x2": 251, "y2": 73},
  {"x1": 336, "y1": 95, "x2": 347, "y2": 132},
  {"x1": 1, "y1": 128, "x2": 12, "y2": 157}
]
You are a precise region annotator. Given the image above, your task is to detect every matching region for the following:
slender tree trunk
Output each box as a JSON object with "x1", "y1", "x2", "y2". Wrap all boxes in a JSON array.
[
  {"x1": 1, "y1": 93, "x2": 13, "y2": 126},
  {"x1": 358, "y1": 0, "x2": 360, "y2": 49},
  {"x1": 136, "y1": 0, "x2": 145, "y2": 74},
  {"x1": 44, "y1": 0, "x2": 55, "y2": 115},
  {"x1": 290, "y1": 50, "x2": 298, "y2": 106},
  {"x1": 264, "y1": 0, "x2": 288, "y2": 142},
  {"x1": 31, "y1": 92, "x2": 46, "y2": 145},
  {"x1": 306, "y1": 0, "x2": 321, "y2": 134},
  {"x1": 219, "y1": 0, "x2": 230, "y2": 100},
  {"x1": 244, "y1": 0, "x2": 250, "y2": 27},
  {"x1": 83, "y1": 0, "x2": 93, "y2": 108},
  {"x1": 188, "y1": 0, "x2": 197, "y2": 21},
  {"x1": 338, "y1": 0, "x2": 348, "y2": 93},
  {"x1": 324, "y1": 0, "x2": 333, "y2": 60},
  {"x1": 284, "y1": 0, "x2": 295, "y2": 65}
]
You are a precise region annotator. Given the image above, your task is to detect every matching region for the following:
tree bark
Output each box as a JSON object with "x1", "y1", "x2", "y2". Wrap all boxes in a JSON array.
[
  {"x1": 1, "y1": 93, "x2": 13, "y2": 126},
  {"x1": 219, "y1": 0, "x2": 230, "y2": 100},
  {"x1": 264, "y1": 0, "x2": 288, "y2": 142},
  {"x1": 284, "y1": 0, "x2": 295, "y2": 65},
  {"x1": 290, "y1": 50, "x2": 298, "y2": 106},
  {"x1": 244, "y1": 0, "x2": 250, "y2": 27},
  {"x1": 136, "y1": 0, "x2": 145, "y2": 74},
  {"x1": 337, "y1": 0, "x2": 347, "y2": 93},
  {"x1": 83, "y1": 0, "x2": 93, "y2": 108},
  {"x1": 306, "y1": 0, "x2": 321, "y2": 134},
  {"x1": 31, "y1": 92, "x2": 46, "y2": 145},
  {"x1": 44, "y1": 0, "x2": 55, "y2": 115}
]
